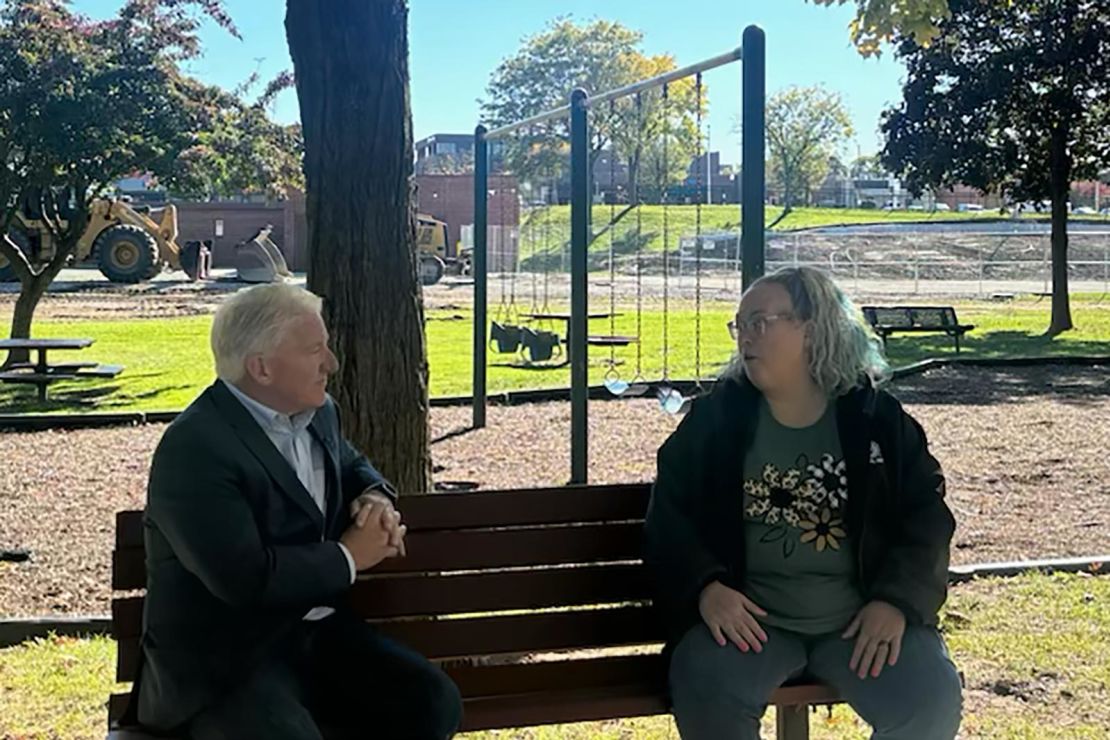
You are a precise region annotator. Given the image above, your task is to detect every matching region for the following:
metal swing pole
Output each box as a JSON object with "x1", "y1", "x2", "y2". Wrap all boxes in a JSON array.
[
  {"x1": 570, "y1": 89, "x2": 590, "y2": 485},
  {"x1": 473, "y1": 126, "x2": 489, "y2": 429},
  {"x1": 741, "y1": 25, "x2": 766, "y2": 291}
]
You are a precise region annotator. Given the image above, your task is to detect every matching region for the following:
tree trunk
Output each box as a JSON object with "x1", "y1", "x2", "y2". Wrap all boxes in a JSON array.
[
  {"x1": 2, "y1": 243, "x2": 68, "y2": 368},
  {"x1": 2, "y1": 277, "x2": 47, "y2": 367},
  {"x1": 628, "y1": 152, "x2": 640, "y2": 205},
  {"x1": 767, "y1": 171, "x2": 794, "y2": 230},
  {"x1": 286, "y1": 0, "x2": 431, "y2": 494},
  {"x1": 1047, "y1": 124, "x2": 1073, "y2": 336}
]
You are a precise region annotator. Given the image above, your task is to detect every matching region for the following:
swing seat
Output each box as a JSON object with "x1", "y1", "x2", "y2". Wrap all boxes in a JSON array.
[
  {"x1": 586, "y1": 335, "x2": 638, "y2": 347},
  {"x1": 490, "y1": 322, "x2": 524, "y2": 353},
  {"x1": 521, "y1": 327, "x2": 562, "y2": 363}
]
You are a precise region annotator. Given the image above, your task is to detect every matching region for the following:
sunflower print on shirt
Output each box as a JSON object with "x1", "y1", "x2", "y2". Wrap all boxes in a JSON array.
[{"x1": 744, "y1": 453, "x2": 850, "y2": 557}]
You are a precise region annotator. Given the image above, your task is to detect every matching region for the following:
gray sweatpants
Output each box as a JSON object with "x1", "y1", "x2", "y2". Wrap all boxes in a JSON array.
[{"x1": 669, "y1": 623, "x2": 962, "y2": 740}]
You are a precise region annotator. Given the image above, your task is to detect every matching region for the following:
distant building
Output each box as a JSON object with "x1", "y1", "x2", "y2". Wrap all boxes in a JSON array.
[
  {"x1": 415, "y1": 133, "x2": 476, "y2": 174},
  {"x1": 684, "y1": 152, "x2": 741, "y2": 204}
]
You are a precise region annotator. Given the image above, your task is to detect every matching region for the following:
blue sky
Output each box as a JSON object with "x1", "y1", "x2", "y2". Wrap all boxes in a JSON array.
[{"x1": 72, "y1": 0, "x2": 906, "y2": 165}]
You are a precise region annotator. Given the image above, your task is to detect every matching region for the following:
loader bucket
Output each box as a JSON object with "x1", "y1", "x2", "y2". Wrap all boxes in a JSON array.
[{"x1": 235, "y1": 226, "x2": 292, "y2": 283}]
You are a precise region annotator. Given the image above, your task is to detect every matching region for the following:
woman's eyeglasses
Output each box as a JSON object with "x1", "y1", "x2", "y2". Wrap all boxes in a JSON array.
[{"x1": 727, "y1": 313, "x2": 795, "y2": 339}]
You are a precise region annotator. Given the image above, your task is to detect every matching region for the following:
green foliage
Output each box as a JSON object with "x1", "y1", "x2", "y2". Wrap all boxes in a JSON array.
[
  {"x1": 0, "y1": 0, "x2": 301, "y2": 358},
  {"x1": 764, "y1": 86, "x2": 854, "y2": 214},
  {"x1": 175, "y1": 72, "x2": 304, "y2": 200},
  {"x1": 0, "y1": 0, "x2": 299, "y2": 277},
  {"x1": 481, "y1": 18, "x2": 704, "y2": 195},
  {"x1": 881, "y1": 0, "x2": 1110, "y2": 205},
  {"x1": 809, "y1": 0, "x2": 952, "y2": 56},
  {"x1": 880, "y1": 0, "x2": 1110, "y2": 333}
]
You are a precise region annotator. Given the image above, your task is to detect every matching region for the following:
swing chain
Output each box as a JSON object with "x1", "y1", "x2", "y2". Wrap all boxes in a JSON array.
[{"x1": 694, "y1": 72, "x2": 704, "y2": 386}]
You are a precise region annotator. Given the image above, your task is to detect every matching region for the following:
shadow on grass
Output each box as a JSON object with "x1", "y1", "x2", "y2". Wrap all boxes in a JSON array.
[{"x1": 0, "y1": 376, "x2": 194, "y2": 414}]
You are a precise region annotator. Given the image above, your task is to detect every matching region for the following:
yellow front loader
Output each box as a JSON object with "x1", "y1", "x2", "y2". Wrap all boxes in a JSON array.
[{"x1": 0, "y1": 198, "x2": 184, "y2": 283}]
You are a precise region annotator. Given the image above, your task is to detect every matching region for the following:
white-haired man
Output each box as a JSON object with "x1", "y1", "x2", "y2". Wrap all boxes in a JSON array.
[{"x1": 126, "y1": 283, "x2": 462, "y2": 739}]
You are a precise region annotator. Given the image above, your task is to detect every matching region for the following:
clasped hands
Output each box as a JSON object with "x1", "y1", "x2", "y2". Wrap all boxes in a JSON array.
[{"x1": 338, "y1": 489, "x2": 407, "y2": 572}]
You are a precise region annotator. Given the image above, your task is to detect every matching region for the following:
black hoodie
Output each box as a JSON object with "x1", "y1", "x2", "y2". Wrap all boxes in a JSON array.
[{"x1": 644, "y1": 375, "x2": 955, "y2": 647}]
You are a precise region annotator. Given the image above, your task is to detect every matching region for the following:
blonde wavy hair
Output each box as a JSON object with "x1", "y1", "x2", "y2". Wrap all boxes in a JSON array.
[{"x1": 724, "y1": 266, "x2": 890, "y2": 396}]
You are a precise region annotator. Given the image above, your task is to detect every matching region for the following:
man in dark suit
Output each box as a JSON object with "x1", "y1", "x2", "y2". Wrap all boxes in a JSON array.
[{"x1": 132, "y1": 283, "x2": 462, "y2": 739}]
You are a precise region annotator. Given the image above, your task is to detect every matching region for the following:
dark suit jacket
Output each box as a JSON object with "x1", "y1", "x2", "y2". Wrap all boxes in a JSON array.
[{"x1": 132, "y1": 381, "x2": 395, "y2": 731}]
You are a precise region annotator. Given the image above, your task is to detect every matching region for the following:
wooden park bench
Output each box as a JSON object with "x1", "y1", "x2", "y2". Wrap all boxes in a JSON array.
[
  {"x1": 861, "y1": 306, "x2": 975, "y2": 353},
  {"x1": 108, "y1": 483, "x2": 841, "y2": 739}
]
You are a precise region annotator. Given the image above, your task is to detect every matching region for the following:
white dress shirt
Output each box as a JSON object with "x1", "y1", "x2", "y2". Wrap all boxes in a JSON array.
[{"x1": 224, "y1": 381, "x2": 356, "y2": 621}]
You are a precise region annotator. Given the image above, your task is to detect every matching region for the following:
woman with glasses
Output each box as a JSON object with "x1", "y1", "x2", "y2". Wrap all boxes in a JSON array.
[{"x1": 646, "y1": 267, "x2": 961, "y2": 739}]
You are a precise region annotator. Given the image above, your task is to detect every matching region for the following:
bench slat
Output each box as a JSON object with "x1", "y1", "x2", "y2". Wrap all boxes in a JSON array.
[
  {"x1": 108, "y1": 688, "x2": 662, "y2": 736},
  {"x1": 112, "y1": 485, "x2": 653, "y2": 549},
  {"x1": 4, "y1": 361, "x2": 99, "y2": 371},
  {"x1": 461, "y1": 685, "x2": 666, "y2": 731},
  {"x1": 0, "y1": 365, "x2": 123, "y2": 383},
  {"x1": 382, "y1": 606, "x2": 661, "y2": 659},
  {"x1": 0, "y1": 373, "x2": 59, "y2": 383},
  {"x1": 378, "y1": 484, "x2": 651, "y2": 530},
  {"x1": 109, "y1": 665, "x2": 840, "y2": 732},
  {"x1": 352, "y1": 563, "x2": 650, "y2": 618},
  {"x1": 113, "y1": 602, "x2": 662, "y2": 665},
  {"x1": 445, "y1": 653, "x2": 664, "y2": 697},
  {"x1": 112, "y1": 520, "x2": 646, "y2": 589},
  {"x1": 74, "y1": 363, "x2": 124, "y2": 378}
]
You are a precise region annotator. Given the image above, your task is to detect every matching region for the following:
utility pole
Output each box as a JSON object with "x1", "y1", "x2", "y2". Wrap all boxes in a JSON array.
[{"x1": 706, "y1": 124, "x2": 712, "y2": 204}]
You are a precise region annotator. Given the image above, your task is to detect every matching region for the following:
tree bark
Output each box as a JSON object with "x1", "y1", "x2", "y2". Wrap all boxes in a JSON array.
[
  {"x1": 286, "y1": 0, "x2": 431, "y2": 494},
  {"x1": 1, "y1": 228, "x2": 71, "y2": 368},
  {"x1": 628, "y1": 151, "x2": 640, "y2": 205},
  {"x1": 1047, "y1": 124, "x2": 1073, "y2": 336},
  {"x1": 3, "y1": 278, "x2": 47, "y2": 368}
]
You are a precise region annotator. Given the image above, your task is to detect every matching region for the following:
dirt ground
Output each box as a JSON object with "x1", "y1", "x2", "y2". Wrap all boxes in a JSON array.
[{"x1": 1, "y1": 363, "x2": 1108, "y2": 618}]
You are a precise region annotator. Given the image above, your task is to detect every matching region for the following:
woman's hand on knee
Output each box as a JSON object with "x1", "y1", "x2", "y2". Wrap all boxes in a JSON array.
[
  {"x1": 698, "y1": 581, "x2": 769, "y2": 653},
  {"x1": 842, "y1": 600, "x2": 906, "y2": 679}
]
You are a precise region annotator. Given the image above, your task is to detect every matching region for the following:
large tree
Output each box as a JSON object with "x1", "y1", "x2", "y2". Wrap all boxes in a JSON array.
[
  {"x1": 809, "y1": 0, "x2": 951, "y2": 55},
  {"x1": 610, "y1": 63, "x2": 702, "y2": 204},
  {"x1": 482, "y1": 18, "x2": 704, "y2": 198},
  {"x1": 176, "y1": 73, "x2": 304, "y2": 200},
  {"x1": 850, "y1": 154, "x2": 884, "y2": 178},
  {"x1": 0, "y1": 0, "x2": 255, "y2": 366},
  {"x1": 764, "y1": 86, "x2": 854, "y2": 224},
  {"x1": 286, "y1": 0, "x2": 431, "y2": 493},
  {"x1": 881, "y1": 0, "x2": 1110, "y2": 335}
]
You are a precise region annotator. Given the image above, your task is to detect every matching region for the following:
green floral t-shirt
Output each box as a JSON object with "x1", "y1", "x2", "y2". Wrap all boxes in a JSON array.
[{"x1": 741, "y1": 398, "x2": 863, "y2": 634}]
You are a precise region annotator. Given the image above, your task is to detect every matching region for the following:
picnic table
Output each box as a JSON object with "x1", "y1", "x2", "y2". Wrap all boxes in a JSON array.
[{"x1": 0, "y1": 338, "x2": 123, "y2": 402}]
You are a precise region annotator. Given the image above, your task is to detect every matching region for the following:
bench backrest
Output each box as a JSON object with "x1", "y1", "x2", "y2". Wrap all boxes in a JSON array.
[
  {"x1": 110, "y1": 483, "x2": 667, "y2": 730},
  {"x1": 862, "y1": 305, "x2": 959, "y2": 329}
]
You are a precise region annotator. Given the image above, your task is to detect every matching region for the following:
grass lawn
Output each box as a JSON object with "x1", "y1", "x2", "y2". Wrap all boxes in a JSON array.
[
  {"x1": 1, "y1": 572, "x2": 1106, "y2": 739},
  {"x1": 0, "y1": 295, "x2": 1107, "y2": 414},
  {"x1": 516, "y1": 205, "x2": 1109, "y2": 258}
]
